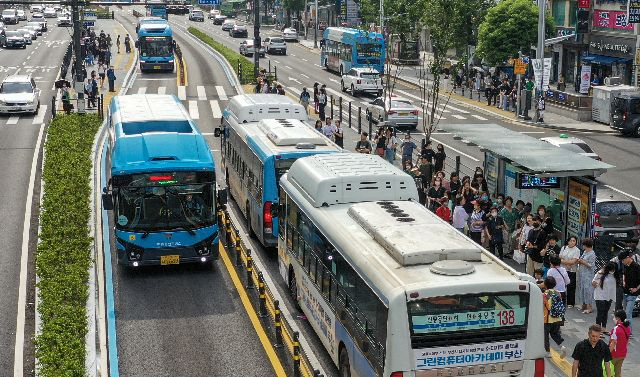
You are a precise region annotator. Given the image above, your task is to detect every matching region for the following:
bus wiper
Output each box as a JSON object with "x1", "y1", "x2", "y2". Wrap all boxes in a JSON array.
[
  {"x1": 141, "y1": 230, "x2": 150, "y2": 239},
  {"x1": 174, "y1": 225, "x2": 196, "y2": 235}
]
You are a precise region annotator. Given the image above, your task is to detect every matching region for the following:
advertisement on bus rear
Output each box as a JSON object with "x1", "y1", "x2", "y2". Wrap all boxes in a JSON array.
[{"x1": 414, "y1": 339, "x2": 526, "y2": 370}]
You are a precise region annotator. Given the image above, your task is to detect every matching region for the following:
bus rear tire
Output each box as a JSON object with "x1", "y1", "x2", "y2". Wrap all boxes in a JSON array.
[{"x1": 339, "y1": 347, "x2": 351, "y2": 377}]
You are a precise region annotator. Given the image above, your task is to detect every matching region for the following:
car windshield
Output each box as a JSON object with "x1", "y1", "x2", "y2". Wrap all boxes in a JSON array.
[
  {"x1": 271, "y1": 37, "x2": 284, "y2": 43},
  {"x1": 5, "y1": 31, "x2": 21, "y2": 37},
  {"x1": 116, "y1": 183, "x2": 216, "y2": 232},
  {"x1": 192, "y1": 11, "x2": 203, "y2": 15},
  {"x1": 390, "y1": 100, "x2": 413, "y2": 109},
  {"x1": 560, "y1": 142, "x2": 594, "y2": 154},
  {"x1": 27, "y1": 22, "x2": 40, "y2": 27},
  {"x1": 1, "y1": 82, "x2": 33, "y2": 93},
  {"x1": 597, "y1": 201, "x2": 637, "y2": 216},
  {"x1": 2, "y1": 10, "x2": 14, "y2": 16}
]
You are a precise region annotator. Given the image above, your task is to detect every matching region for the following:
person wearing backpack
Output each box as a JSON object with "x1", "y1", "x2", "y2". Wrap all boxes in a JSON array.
[
  {"x1": 609, "y1": 309, "x2": 631, "y2": 377},
  {"x1": 299, "y1": 87, "x2": 310, "y2": 113},
  {"x1": 543, "y1": 275, "x2": 568, "y2": 359},
  {"x1": 547, "y1": 255, "x2": 571, "y2": 306}
]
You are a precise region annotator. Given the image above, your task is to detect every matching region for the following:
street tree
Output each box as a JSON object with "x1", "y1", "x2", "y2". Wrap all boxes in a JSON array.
[
  {"x1": 476, "y1": 0, "x2": 555, "y2": 66},
  {"x1": 282, "y1": 0, "x2": 305, "y2": 27}
]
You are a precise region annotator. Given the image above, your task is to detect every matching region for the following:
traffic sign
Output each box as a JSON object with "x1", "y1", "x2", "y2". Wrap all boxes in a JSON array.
[
  {"x1": 83, "y1": 21, "x2": 95, "y2": 27},
  {"x1": 514, "y1": 58, "x2": 528, "y2": 75},
  {"x1": 198, "y1": 0, "x2": 219, "y2": 4}
]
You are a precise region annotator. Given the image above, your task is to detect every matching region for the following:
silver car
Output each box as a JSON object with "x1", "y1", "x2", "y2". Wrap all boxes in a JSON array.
[
  {"x1": 239, "y1": 39, "x2": 265, "y2": 57},
  {"x1": 366, "y1": 96, "x2": 419, "y2": 130},
  {"x1": 17, "y1": 28, "x2": 33, "y2": 44},
  {"x1": 593, "y1": 194, "x2": 640, "y2": 246}
]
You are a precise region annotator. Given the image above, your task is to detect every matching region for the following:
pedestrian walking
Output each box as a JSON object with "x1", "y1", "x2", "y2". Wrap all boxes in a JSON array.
[
  {"x1": 116, "y1": 35, "x2": 121, "y2": 53},
  {"x1": 318, "y1": 88, "x2": 328, "y2": 120},
  {"x1": 543, "y1": 275, "x2": 567, "y2": 358},
  {"x1": 61, "y1": 84, "x2": 73, "y2": 114},
  {"x1": 334, "y1": 120, "x2": 343, "y2": 148},
  {"x1": 571, "y1": 324, "x2": 612, "y2": 377},
  {"x1": 85, "y1": 78, "x2": 95, "y2": 108},
  {"x1": 107, "y1": 65, "x2": 116, "y2": 92},
  {"x1": 321, "y1": 118, "x2": 336, "y2": 141},
  {"x1": 609, "y1": 309, "x2": 631, "y2": 377},
  {"x1": 537, "y1": 96, "x2": 546, "y2": 123},
  {"x1": 525, "y1": 216, "x2": 547, "y2": 276},
  {"x1": 618, "y1": 249, "x2": 640, "y2": 329},
  {"x1": 577, "y1": 238, "x2": 597, "y2": 314},
  {"x1": 433, "y1": 143, "x2": 446, "y2": 173},
  {"x1": 592, "y1": 261, "x2": 618, "y2": 329},
  {"x1": 313, "y1": 82, "x2": 319, "y2": 113},
  {"x1": 400, "y1": 134, "x2": 417, "y2": 166},
  {"x1": 98, "y1": 61, "x2": 107, "y2": 87},
  {"x1": 547, "y1": 256, "x2": 570, "y2": 304},
  {"x1": 484, "y1": 207, "x2": 505, "y2": 259},
  {"x1": 299, "y1": 87, "x2": 310, "y2": 113},
  {"x1": 561, "y1": 236, "x2": 581, "y2": 308},
  {"x1": 124, "y1": 35, "x2": 131, "y2": 53}
]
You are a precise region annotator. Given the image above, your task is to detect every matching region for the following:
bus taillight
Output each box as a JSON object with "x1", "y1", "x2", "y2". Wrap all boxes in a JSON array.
[
  {"x1": 534, "y1": 358, "x2": 545, "y2": 377},
  {"x1": 390, "y1": 372, "x2": 404, "y2": 377},
  {"x1": 264, "y1": 201, "x2": 273, "y2": 234}
]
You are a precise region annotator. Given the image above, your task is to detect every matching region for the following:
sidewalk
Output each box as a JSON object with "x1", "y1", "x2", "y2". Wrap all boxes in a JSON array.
[
  {"x1": 58, "y1": 17, "x2": 135, "y2": 114},
  {"x1": 502, "y1": 256, "x2": 640, "y2": 377}
]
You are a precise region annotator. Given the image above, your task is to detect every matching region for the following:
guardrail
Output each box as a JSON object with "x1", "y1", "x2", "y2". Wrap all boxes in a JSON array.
[{"x1": 218, "y1": 209, "x2": 325, "y2": 377}]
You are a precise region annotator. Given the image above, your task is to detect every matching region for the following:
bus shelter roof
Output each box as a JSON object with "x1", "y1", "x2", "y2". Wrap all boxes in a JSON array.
[{"x1": 441, "y1": 123, "x2": 614, "y2": 177}]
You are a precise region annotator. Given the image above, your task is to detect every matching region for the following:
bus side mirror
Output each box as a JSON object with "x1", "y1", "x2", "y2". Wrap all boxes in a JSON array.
[
  {"x1": 102, "y1": 187, "x2": 113, "y2": 211},
  {"x1": 270, "y1": 203, "x2": 280, "y2": 218},
  {"x1": 214, "y1": 127, "x2": 221, "y2": 137},
  {"x1": 217, "y1": 187, "x2": 228, "y2": 206},
  {"x1": 134, "y1": 40, "x2": 139, "y2": 48}
]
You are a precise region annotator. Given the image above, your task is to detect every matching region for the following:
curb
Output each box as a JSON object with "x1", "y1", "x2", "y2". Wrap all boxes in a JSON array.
[
  {"x1": 549, "y1": 348, "x2": 572, "y2": 376},
  {"x1": 395, "y1": 76, "x2": 616, "y2": 135}
]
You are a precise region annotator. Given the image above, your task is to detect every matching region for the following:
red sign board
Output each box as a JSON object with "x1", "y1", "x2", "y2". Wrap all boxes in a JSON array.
[{"x1": 578, "y1": 0, "x2": 590, "y2": 8}]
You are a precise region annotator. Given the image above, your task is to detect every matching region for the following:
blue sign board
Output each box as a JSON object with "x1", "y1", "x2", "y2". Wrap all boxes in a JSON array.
[
  {"x1": 198, "y1": 0, "x2": 219, "y2": 4},
  {"x1": 83, "y1": 21, "x2": 95, "y2": 27}
]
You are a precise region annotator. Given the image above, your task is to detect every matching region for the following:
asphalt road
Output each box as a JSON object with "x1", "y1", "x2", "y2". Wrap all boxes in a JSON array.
[
  {"x1": 0, "y1": 14, "x2": 71, "y2": 376},
  {"x1": 109, "y1": 10, "x2": 272, "y2": 377},
  {"x1": 177, "y1": 16, "x2": 640, "y2": 208}
]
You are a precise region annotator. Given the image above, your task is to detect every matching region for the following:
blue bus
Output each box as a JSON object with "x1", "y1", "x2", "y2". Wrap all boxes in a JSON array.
[
  {"x1": 136, "y1": 22, "x2": 176, "y2": 72},
  {"x1": 135, "y1": 16, "x2": 167, "y2": 34},
  {"x1": 105, "y1": 94, "x2": 226, "y2": 268},
  {"x1": 147, "y1": 3, "x2": 168, "y2": 19},
  {"x1": 320, "y1": 27, "x2": 385, "y2": 75},
  {"x1": 219, "y1": 115, "x2": 342, "y2": 248}
]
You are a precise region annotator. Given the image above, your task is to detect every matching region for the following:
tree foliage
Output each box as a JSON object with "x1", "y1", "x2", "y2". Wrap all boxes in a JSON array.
[
  {"x1": 476, "y1": 0, "x2": 555, "y2": 65},
  {"x1": 282, "y1": 0, "x2": 305, "y2": 12}
]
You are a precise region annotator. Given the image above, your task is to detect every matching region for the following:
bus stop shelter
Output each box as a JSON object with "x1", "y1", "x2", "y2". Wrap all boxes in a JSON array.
[{"x1": 442, "y1": 123, "x2": 614, "y2": 244}]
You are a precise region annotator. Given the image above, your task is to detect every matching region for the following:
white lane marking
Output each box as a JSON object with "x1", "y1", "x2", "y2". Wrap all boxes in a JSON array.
[
  {"x1": 287, "y1": 86, "x2": 301, "y2": 95},
  {"x1": 158, "y1": 86, "x2": 166, "y2": 95},
  {"x1": 471, "y1": 114, "x2": 488, "y2": 121},
  {"x1": 178, "y1": 85, "x2": 186, "y2": 100},
  {"x1": 290, "y1": 53, "x2": 296, "y2": 57},
  {"x1": 431, "y1": 137, "x2": 480, "y2": 162},
  {"x1": 443, "y1": 103, "x2": 470, "y2": 114},
  {"x1": 300, "y1": 74, "x2": 309, "y2": 79},
  {"x1": 274, "y1": 60, "x2": 280, "y2": 64},
  {"x1": 7, "y1": 116, "x2": 19, "y2": 125},
  {"x1": 603, "y1": 185, "x2": 640, "y2": 201},
  {"x1": 215, "y1": 86, "x2": 228, "y2": 100},
  {"x1": 197, "y1": 85, "x2": 207, "y2": 100},
  {"x1": 329, "y1": 78, "x2": 339, "y2": 84},
  {"x1": 137, "y1": 87, "x2": 146, "y2": 94},
  {"x1": 209, "y1": 100, "x2": 222, "y2": 118},
  {"x1": 288, "y1": 77, "x2": 301, "y2": 84},
  {"x1": 451, "y1": 114, "x2": 466, "y2": 120},
  {"x1": 32, "y1": 105, "x2": 47, "y2": 124},
  {"x1": 14, "y1": 122, "x2": 45, "y2": 377},
  {"x1": 189, "y1": 100, "x2": 199, "y2": 119},
  {"x1": 395, "y1": 89, "x2": 421, "y2": 101},
  {"x1": 285, "y1": 65, "x2": 292, "y2": 70},
  {"x1": 301, "y1": 58, "x2": 308, "y2": 62}
]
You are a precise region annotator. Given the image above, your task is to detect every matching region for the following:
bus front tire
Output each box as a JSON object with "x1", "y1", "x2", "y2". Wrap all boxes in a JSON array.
[{"x1": 339, "y1": 347, "x2": 351, "y2": 377}]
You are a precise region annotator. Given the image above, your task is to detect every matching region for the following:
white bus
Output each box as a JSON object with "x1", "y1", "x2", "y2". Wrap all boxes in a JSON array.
[
  {"x1": 221, "y1": 94, "x2": 308, "y2": 129},
  {"x1": 276, "y1": 153, "x2": 545, "y2": 377}
]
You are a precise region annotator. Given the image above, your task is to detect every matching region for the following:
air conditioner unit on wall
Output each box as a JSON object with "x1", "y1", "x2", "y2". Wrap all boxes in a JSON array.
[{"x1": 604, "y1": 77, "x2": 622, "y2": 86}]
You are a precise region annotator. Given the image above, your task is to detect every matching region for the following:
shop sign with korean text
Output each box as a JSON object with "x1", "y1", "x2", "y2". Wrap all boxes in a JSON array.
[
  {"x1": 589, "y1": 35, "x2": 635, "y2": 58},
  {"x1": 628, "y1": 0, "x2": 640, "y2": 23},
  {"x1": 593, "y1": 10, "x2": 634, "y2": 30}
]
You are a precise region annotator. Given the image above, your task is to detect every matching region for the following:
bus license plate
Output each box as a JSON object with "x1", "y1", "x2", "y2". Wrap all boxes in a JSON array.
[
  {"x1": 399, "y1": 112, "x2": 409, "y2": 116},
  {"x1": 161, "y1": 255, "x2": 180, "y2": 265},
  {"x1": 153, "y1": 65, "x2": 161, "y2": 70}
]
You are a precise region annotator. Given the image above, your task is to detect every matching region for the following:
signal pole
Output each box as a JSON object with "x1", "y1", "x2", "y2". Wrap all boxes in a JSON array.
[
  {"x1": 72, "y1": 0, "x2": 85, "y2": 112},
  {"x1": 253, "y1": 0, "x2": 260, "y2": 80}
]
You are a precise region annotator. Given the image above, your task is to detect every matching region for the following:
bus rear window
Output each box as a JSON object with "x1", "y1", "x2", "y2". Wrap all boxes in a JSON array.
[{"x1": 408, "y1": 292, "x2": 528, "y2": 335}]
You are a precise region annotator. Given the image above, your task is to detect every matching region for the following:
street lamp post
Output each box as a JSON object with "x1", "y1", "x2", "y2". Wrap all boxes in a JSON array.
[
  {"x1": 313, "y1": 0, "x2": 318, "y2": 48},
  {"x1": 536, "y1": 0, "x2": 545, "y2": 121},
  {"x1": 253, "y1": 0, "x2": 260, "y2": 79}
]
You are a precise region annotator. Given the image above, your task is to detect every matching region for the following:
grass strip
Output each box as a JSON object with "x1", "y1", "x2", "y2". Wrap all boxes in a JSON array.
[
  {"x1": 188, "y1": 26, "x2": 256, "y2": 85},
  {"x1": 35, "y1": 113, "x2": 102, "y2": 376}
]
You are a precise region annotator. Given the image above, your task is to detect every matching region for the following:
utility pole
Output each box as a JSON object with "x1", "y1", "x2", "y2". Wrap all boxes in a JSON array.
[
  {"x1": 535, "y1": 0, "x2": 545, "y2": 121},
  {"x1": 72, "y1": 0, "x2": 85, "y2": 113},
  {"x1": 313, "y1": 0, "x2": 318, "y2": 48},
  {"x1": 253, "y1": 0, "x2": 260, "y2": 79},
  {"x1": 379, "y1": 0, "x2": 384, "y2": 30}
]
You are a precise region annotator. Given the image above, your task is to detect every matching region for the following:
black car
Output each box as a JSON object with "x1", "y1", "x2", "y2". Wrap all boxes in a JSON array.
[
  {"x1": 213, "y1": 15, "x2": 226, "y2": 25},
  {"x1": 230, "y1": 24, "x2": 247, "y2": 38},
  {"x1": 3, "y1": 31, "x2": 26, "y2": 48},
  {"x1": 611, "y1": 94, "x2": 640, "y2": 137}
]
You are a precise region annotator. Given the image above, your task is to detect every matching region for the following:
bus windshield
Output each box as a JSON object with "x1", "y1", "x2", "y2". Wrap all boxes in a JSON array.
[
  {"x1": 407, "y1": 292, "x2": 529, "y2": 346},
  {"x1": 139, "y1": 36, "x2": 172, "y2": 57}
]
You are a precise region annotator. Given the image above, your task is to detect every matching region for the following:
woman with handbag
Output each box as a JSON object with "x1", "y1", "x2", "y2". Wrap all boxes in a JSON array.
[
  {"x1": 560, "y1": 236, "x2": 581, "y2": 308},
  {"x1": 576, "y1": 238, "x2": 596, "y2": 314}
]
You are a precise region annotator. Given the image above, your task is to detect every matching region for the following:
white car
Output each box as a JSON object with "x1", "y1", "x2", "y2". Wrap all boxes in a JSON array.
[
  {"x1": 366, "y1": 96, "x2": 419, "y2": 130},
  {"x1": 24, "y1": 25, "x2": 39, "y2": 38},
  {"x1": 540, "y1": 135, "x2": 602, "y2": 160},
  {"x1": 341, "y1": 67, "x2": 383, "y2": 96},
  {"x1": 17, "y1": 29, "x2": 33, "y2": 44},
  {"x1": 239, "y1": 39, "x2": 265, "y2": 57},
  {"x1": 16, "y1": 9, "x2": 27, "y2": 21},
  {"x1": 282, "y1": 27, "x2": 297, "y2": 41},
  {"x1": 30, "y1": 5, "x2": 43, "y2": 13},
  {"x1": 57, "y1": 14, "x2": 71, "y2": 27},
  {"x1": 43, "y1": 7, "x2": 57, "y2": 18},
  {"x1": 208, "y1": 9, "x2": 220, "y2": 19},
  {"x1": 1, "y1": 9, "x2": 18, "y2": 25},
  {"x1": 0, "y1": 75, "x2": 41, "y2": 114},
  {"x1": 30, "y1": 14, "x2": 48, "y2": 31},
  {"x1": 263, "y1": 36, "x2": 286, "y2": 55},
  {"x1": 26, "y1": 21, "x2": 43, "y2": 34}
]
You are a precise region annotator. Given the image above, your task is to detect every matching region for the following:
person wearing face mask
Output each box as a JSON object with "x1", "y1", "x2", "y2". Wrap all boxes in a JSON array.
[
  {"x1": 500, "y1": 197, "x2": 518, "y2": 257},
  {"x1": 400, "y1": 133, "x2": 417, "y2": 166},
  {"x1": 427, "y1": 177, "x2": 446, "y2": 212},
  {"x1": 484, "y1": 207, "x2": 506, "y2": 259},
  {"x1": 468, "y1": 200, "x2": 486, "y2": 244},
  {"x1": 525, "y1": 216, "x2": 547, "y2": 276},
  {"x1": 449, "y1": 172, "x2": 461, "y2": 198},
  {"x1": 434, "y1": 143, "x2": 446, "y2": 173}
]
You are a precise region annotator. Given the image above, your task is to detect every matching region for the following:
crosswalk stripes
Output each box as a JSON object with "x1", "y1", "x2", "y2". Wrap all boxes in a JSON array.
[
  {"x1": 137, "y1": 87, "x2": 147, "y2": 94},
  {"x1": 215, "y1": 86, "x2": 227, "y2": 101},
  {"x1": 7, "y1": 116, "x2": 19, "y2": 125},
  {"x1": 209, "y1": 100, "x2": 222, "y2": 118},
  {"x1": 188, "y1": 100, "x2": 199, "y2": 120},
  {"x1": 178, "y1": 86, "x2": 186, "y2": 100},
  {"x1": 472, "y1": 114, "x2": 488, "y2": 121},
  {"x1": 32, "y1": 105, "x2": 47, "y2": 124},
  {"x1": 451, "y1": 114, "x2": 466, "y2": 120},
  {"x1": 197, "y1": 86, "x2": 207, "y2": 101},
  {"x1": 158, "y1": 86, "x2": 166, "y2": 95}
]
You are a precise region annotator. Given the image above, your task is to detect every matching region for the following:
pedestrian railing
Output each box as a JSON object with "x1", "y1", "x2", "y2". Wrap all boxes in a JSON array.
[{"x1": 217, "y1": 209, "x2": 325, "y2": 377}]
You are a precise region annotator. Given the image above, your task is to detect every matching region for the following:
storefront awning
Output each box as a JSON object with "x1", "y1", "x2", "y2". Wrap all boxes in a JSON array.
[
  {"x1": 581, "y1": 54, "x2": 625, "y2": 65},
  {"x1": 440, "y1": 123, "x2": 614, "y2": 177}
]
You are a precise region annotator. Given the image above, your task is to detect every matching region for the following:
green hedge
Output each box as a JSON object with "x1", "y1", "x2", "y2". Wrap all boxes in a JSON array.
[
  {"x1": 188, "y1": 27, "x2": 255, "y2": 85},
  {"x1": 36, "y1": 114, "x2": 102, "y2": 376}
]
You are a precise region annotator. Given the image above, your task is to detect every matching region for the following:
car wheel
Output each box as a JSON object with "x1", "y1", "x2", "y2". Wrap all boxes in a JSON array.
[
  {"x1": 636, "y1": 125, "x2": 640, "y2": 138},
  {"x1": 34, "y1": 102, "x2": 40, "y2": 115},
  {"x1": 339, "y1": 347, "x2": 351, "y2": 377},
  {"x1": 341, "y1": 80, "x2": 346, "y2": 92}
]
